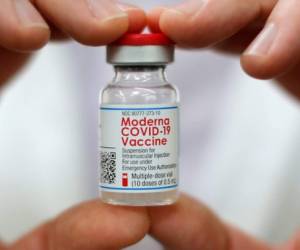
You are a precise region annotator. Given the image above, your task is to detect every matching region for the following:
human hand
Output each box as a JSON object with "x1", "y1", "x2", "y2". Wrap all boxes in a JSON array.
[
  {"x1": 3, "y1": 200, "x2": 149, "y2": 250},
  {"x1": 3, "y1": 194, "x2": 299, "y2": 250},
  {"x1": 0, "y1": 0, "x2": 146, "y2": 87},
  {"x1": 149, "y1": 194, "x2": 300, "y2": 250},
  {"x1": 148, "y1": 0, "x2": 300, "y2": 100}
]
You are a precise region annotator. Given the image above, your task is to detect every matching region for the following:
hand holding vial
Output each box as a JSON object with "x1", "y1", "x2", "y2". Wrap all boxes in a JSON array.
[
  {"x1": 1, "y1": 0, "x2": 300, "y2": 249},
  {"x1": 148, "y1": 0, "x2": 300, "y2": 100}
]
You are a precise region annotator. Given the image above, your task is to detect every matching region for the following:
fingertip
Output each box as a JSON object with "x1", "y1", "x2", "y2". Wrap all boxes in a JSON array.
[
  {"x1": 34, "y1": 0, "x2": 133, "y2": 46},
  {"x1": 241, "y1": 54, "x2": 285, "y2": 80},
  {"x1": 159, "y1": 9, "x2": 206, "y2": 47},
  {"x1": 22, "y1": 26, "x2": 50, "y2": 50},
  {"x1": 110, "y1": 205, "x2": 150, "y2": 245},
  {"x1": 148, "y1": 7, "x2": 205, "y2": 46},
  {"x1": 159, "y1": 9, "x2": 191, "y2": 45},
  {"x1": 118, "y1": 4, "x2": 146, "y2": 33},
  {"x1": 0, "y1": 48, "x2": 30, "y2": 87},
  {"x1": 147, "y1": 7, "x2": 166, "y2": 33},
  {"x1": 75, "y1": 15, "x2": 129, "y2": 46},
  {"x1": 50, "y1": 200, "x2": 150, "y2": 249},
  {"x1": 127, "y1": 9, "x2": 146, "y2": 33},
  {"x1": 149, "y1": 194, "x2": 229, "y2": 250}
]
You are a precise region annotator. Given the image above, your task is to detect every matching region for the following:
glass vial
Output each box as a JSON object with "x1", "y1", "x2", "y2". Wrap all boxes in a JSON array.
[{"x1": 99, "y1": 34, "x2": 179, "y2": 206}]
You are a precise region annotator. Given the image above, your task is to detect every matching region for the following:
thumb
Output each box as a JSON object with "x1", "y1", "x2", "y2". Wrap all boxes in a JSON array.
[
  {"x1": 149, "y1": 194, "x2": 271, "y2": 250},
  {"x1": 9, "y1": 200, "x2": 150, "y2": 250},
  {"x1": 148, "y1": 0, "x2": 274, "y2": 48},
  {"x1": 0, "y1": 48, "x2": 30, "y2": 88}
]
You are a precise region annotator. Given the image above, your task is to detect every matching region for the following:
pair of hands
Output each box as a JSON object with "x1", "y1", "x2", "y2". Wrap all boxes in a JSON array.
[
  {"x1": 1, "y1": 0, "x2": 300, "y2": 249},
  {"x1": 1, "y1": 0, "x2": 300, "y2": 100},
  {"x1": 3, "y1": 194, "x2": 300, "y2": 249}
]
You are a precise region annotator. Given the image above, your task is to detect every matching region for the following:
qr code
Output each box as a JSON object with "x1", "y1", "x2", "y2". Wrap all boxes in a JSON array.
[{"x1": 101, "y1": 152, "x2": 117, "y2": 184}]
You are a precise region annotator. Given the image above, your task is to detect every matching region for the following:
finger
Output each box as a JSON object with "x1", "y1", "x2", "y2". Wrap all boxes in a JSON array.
[
  {"x1": 118, "y1": 3, "x2": 146, "y2": 33},
  {"x1": 276, "y1": 62, "x2": 300, "y2": 100},
  {"x1": 147, "y1": 6, "x2": 165, "y2": 33},
  {"x1": 10, "y1": 200, "x2": 150, "y2": 250},
  {"x1": 0, "y1": 0, "x2": 50, "y2": 51},
  {"x1": 148, "y1": 8, "x2": 264, "y2": 52},
  {"x1": 0, "y1": 48, "x2": 31, "y2": 88},
  {"x1": 9, "y1": 224, "x2": 50, "y2": 250},
  {"x1": 241, "y1": 0, "x2": 300, "y2": 79},
  {"x1": 148, "y1": 0, "x2": 276, "y2": 48},
  {"x1": 33, "y1": 0, "x2": 145, "y2": 46},
  {"x1": 47, "y1": 21, "x2": 70, "y2": 41},
  {"x1": 149, "y1": 194, "x2": 270, "y2": 250},
  {"x1": 48, "y1": 3, "x2": 146, "y2": 41},
  {"x1": 149, "y1": 194, "x2": 228, "y2": 250},
  {"x1": 47, "y1": 2, "x2": 147, "y2": 40},
  {"x1": 0, "y1": 241, "x2": 7, "y2": 250},
  {"x1": 215, "y1": 21, "x2": 264, "y2": 54},
  {"x1": 227, "y1": 226, "x2": 272, "y2": 250}
]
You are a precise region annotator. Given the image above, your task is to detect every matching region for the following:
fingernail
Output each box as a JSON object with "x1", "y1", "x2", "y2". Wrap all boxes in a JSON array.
[
  {"x1": 86, "y1": 0, "x2": 127, "y2": 22},
  {"x1": 172, "y1": 0, "x2": 206, "y2": 16},
  {"x1": 14, "y1": 0, "x2": 49, "y2": 28},
  {"x1": 244, "y1": 23, "x2": 277, "y2": 56}
]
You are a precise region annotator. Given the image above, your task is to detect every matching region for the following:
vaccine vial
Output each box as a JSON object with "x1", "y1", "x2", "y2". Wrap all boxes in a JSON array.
[{"x1": 99, "y1": 33, "x2": 179, "y2": 206}]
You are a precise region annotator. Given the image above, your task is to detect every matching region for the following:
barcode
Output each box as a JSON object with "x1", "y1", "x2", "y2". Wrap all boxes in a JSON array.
[{"x1": 101, "y1": 151, "x2": 117, "y2": 184}]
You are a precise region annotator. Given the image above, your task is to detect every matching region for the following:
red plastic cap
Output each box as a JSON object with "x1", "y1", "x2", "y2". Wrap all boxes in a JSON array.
[{"x1": 112, "y1": 33, "x2": 174, "y2": 46}]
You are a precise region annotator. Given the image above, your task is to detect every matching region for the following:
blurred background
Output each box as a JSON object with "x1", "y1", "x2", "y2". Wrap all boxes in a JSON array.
[{"x1": 1, "y1": 0, "x2": 300, "y2": 248}]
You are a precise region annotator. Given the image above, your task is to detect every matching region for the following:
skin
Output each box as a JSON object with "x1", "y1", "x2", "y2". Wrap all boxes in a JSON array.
[
  {"x1": 0, "y1": 0, "x2": 146, "y2": 87},
  {"x1": 8, "y1": 201, "x2": 150, "y2": 250},
  {"x1": 148, "y1": 0, "x2": 300, "y2": 100},
  {"x1": 1, "y1": 0, "x2": 300, "y2": 249}
]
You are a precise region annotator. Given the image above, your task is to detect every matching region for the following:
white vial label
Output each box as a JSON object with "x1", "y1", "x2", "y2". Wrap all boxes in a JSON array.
[{"x1": 99, "y1": 104, "x2": 179, "y2": 193}]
